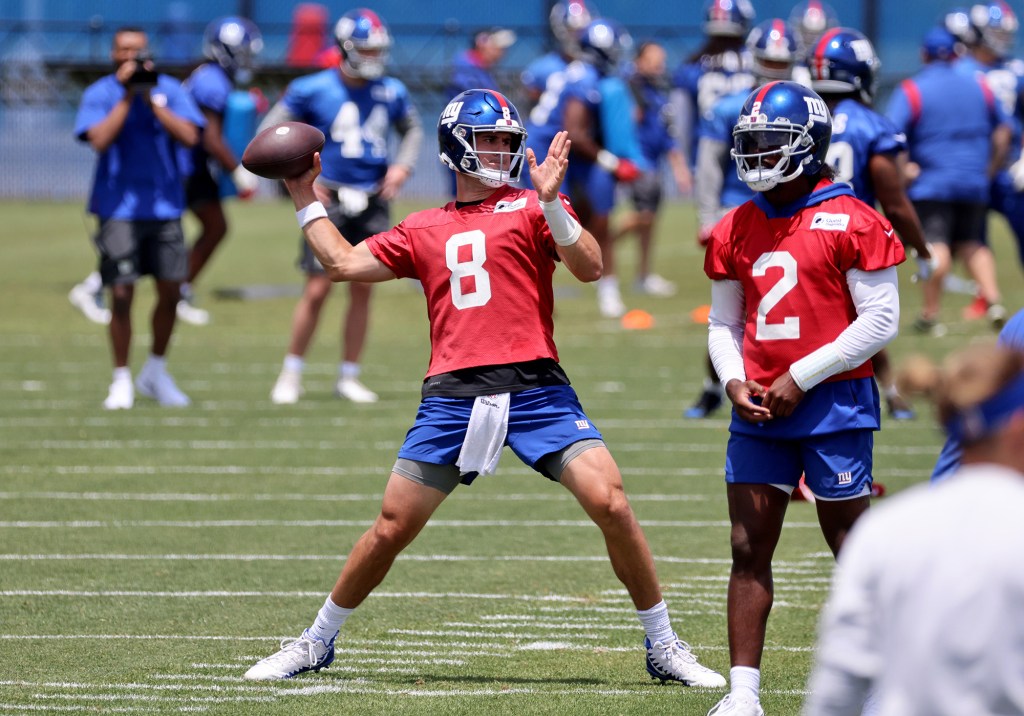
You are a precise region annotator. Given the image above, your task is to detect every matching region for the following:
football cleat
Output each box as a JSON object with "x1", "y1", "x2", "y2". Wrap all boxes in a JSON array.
[
  {"x1": 336, "y1": 376, "x2": 378, "y2": 403},
  {"x1": 597, "y1": 280, "x2": 626, "y2": 318},
  {"x1": 886, "y1": 395, "x2": 916, "y2": 421},
  {"x1": 68, "y1": 283, "x2": 111, "y2": 325},
  {"x1": 707, "y1": 694, "x2": 765, "y2": 716},
  {"x1": 176, "y1": 298, "x2": 211, "y2": 326},
  {"x1": 271, "y1": 369, "x2": 303, "y2": 405},
  {"x1": 684, "y1": 388, "x2": 723, "y2": 419},
  {"x1": 244, "y1": 630, "x2": 335, "y2": 681},
  {"x1": 634, "y1": 274, "x2": 677, "y2": 297},
  {"x1": 103, "y1": 379, "x2": 134, "y2": 410},
  {"x1": 136, "y1": 369, "x2": 191, "y2": 407},
  {"x1": 645, "y1": 637, "x2": 727, "y2": 688},
  {"x1": 987, "y1": 302, "x2": 1008, "y2": 330}
]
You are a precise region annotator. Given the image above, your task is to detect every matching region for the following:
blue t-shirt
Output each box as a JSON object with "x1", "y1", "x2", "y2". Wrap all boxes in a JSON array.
[
  {"x1": 281, "y1": 69, "x2": 415, "y2": 190},
  {"x1": 598, "y1": 74, "x2": 648, "y2": 168},
  {"x1": 956, "y1": 54, "x2": 1024, "y2": 165},
  {"x1": 75, "y1": 73, "x2": 205, "y2": 220},
  {"x1": 183, "y1": 62, "x2": 233, "y2": 175},
  {"x1": 826, "y1": 98, "x2": 906, "y2": 207},
  {"x1": 445, "y1": 50, "x2": 500, "y2": 99},
  {"x1": 701, "y1": 89, "x2": 753, "y2": 210},
  {"x1": 632, "y1": 76, "x2": 677, "y2": 165},
  {"x1": 886, "y1": 62, "x2": 1005, "y2": 203}
]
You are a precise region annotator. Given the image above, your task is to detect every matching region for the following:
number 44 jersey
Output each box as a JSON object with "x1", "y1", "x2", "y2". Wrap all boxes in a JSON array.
[
  {"x1": 704, "y1": 179, "x2": 905, "y2": 391},
  {"x1": 366, "y1": 186, "x2": 573, "y2": 378}
]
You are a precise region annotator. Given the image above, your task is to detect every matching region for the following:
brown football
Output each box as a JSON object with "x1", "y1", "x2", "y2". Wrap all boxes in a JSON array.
[{"x1": 242, "y1": 122, "x2": 325, "y2": 179}]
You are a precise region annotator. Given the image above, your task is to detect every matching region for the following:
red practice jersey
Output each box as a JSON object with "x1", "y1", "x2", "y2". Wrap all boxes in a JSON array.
[
  {"x1": 366, "y1": 185, "x2": 573, "y2": 378},
  {"x1": 704, "y1": 180, "x2": 905, "y2": 387}
]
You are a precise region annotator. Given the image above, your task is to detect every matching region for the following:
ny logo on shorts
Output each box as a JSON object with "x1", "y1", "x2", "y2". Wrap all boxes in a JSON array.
[{"x1": 837, "y1": 471, "x2": 853, "y2": 484}]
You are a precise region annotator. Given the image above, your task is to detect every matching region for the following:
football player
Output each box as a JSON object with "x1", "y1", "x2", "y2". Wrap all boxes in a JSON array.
[
  {"x1": 809, "y1": 27, "x2": 934, "y2": 421},
  {"x1": 243, "y1": 89, "x2": 726, "y2": 691},
  {"x1": 703, "y1": 81, "x2": 904, "y2": 716},
  {"x1": 262, "y1": 8, "x2": 423, "y2": 405}
]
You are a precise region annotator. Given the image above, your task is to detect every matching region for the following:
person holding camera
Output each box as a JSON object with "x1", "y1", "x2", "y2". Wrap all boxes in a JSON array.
[{"x1": 74, "y1": 26, "x2": 205, "y2": 409}]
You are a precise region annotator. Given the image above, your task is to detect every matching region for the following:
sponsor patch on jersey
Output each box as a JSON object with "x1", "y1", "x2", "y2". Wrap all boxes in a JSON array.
[
  {"x1": 810, "y1": 212, "x2": 850, "y2": 231},
  {"x1": 494, "y1": 197, "x2": 528, "y2": 213}
]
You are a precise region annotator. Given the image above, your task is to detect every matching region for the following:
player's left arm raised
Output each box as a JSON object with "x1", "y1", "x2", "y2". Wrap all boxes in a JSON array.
[{"x1": 529, "y1": 131, "x2": 602, "y2": 282}]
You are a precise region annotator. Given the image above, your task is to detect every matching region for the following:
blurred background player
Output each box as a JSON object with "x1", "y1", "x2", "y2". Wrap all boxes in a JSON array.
[
  {"x1": 809, "y1": 27, "x2": 935, "y2": 421},
  {"x1": 264, "y1": 8, "x2": 423, "y2": 405},
  {"x1": 176, "y1": 16, "x2": 264, "y2": 326},
  {"x1": 612, "y1": 40, "x2": 691, "y2": 298},
  {"x1": 685, "y1": 18, "x2": 800, "y2": 419},
  {"x1": 561, "y1": 17, "x2": 645, "y2": 318},
  {"x1": 704, "y1": 81, "x2": 903, "y2": 716},
  {"x1": 788, "y1": 0, "x2": 839, "y2": 84},
  {"x1": 886, "y1": 26, "x2": 1010, "y2": 335},
  {"x1": 74, "y1": 27, "x2": 204, "y2": 409}
]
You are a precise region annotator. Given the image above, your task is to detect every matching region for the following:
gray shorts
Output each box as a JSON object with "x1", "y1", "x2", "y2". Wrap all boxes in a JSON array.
[
  {"x1": 625, "y1": 170, "x2": 663, "y2": 214},
  {"x1": 299, "y1": 192, "x2": 390, "y2": 274},
  {"x1": 392, "y1": 438, "x2": 605, "y2": 495},
  {"x1": 93, "y1": 218, "x2": 187, "y2": 285},
  {"x1": 913, "y1": 200, "x2": 988, "y2": 248}
]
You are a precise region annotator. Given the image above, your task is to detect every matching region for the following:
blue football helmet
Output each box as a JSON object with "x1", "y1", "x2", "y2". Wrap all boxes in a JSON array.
[
  {"x1": 807, "y1": 28, "x2": 881, "y2": 104},
  {"x1": 550, "y1": 0, "x2": 598, "y2": 58},
  {"x1": 747, "y1": 19, "x2": 800, "y2": 81},
  {"x1": 578, "y1": 18, "x2": 633, "y2": 74},
  {"x1": 703, "y1": 0, "x2": 756, "y2": 38},
  {"x1": 944, "y1": 7, "x2": 981, "y2": 48},
  {"x1": 203, "y1": 17, "x2": 263, "y2": 79},
  {"x1": 438, "y1": 89, "x2": 527, "y2": 188},
  {"x1": 732, "y1": 81, "x2": 833, "y2": 192},
  {"x1": 970, "y1": 1, "x2": 1018, "y2": 57},
  {"x1": 334, "y1": 8, "x2": 392, "y2": 79},
  {"x1": 788, "y1": 0, "x2": 839, "y2": 50}
]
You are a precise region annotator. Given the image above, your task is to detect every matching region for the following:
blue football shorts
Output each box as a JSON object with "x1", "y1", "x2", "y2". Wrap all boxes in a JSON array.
[
  {"x1": 724, "y1": 429, "x2": 874, "y2": 500},
  {"x1": 395, "y1": 385, "x2": 604, "y2": 489},
  {"x1": 565, "y1": 159, "x2": 617, "y2": 216}
]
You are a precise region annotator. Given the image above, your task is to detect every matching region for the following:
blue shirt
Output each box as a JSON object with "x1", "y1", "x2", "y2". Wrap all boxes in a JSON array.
[
  {"x1": 673, "y1": 49, "x2": 755, "y2": 163},
  {"x1": 75, "y1": 73, "x2": 204, "y2": 221},
  {"x1": 281, "y1": 69, "x2": 415, "y2": 190},
  {"x1": 886, "y1": 61, "x2": 1004, "y2": 203},
  {"x1": 597, "y1": 75, "x2": 648, "y2": 168},
  {"x1": 524, "y1": 58, "x2": 587, "y2": 157},
  {"x1": 445, "y1": 50, "x2": 500, "y2": 98},
  {"x1": 827, "y1": 98, "x2": 906, "y2": 207},
  {"x1": 631, "y1": 76, "x2": 677, "y2": 165},
  {"x1": 183, "y1": 62, "x2": 233, "y2": 175},
  {"x1": 956, "y1": 54, "x2": 1024, "y2": 165},
  {"x1": 701, "y1": 89, "x2": 753, "y2": 210}
]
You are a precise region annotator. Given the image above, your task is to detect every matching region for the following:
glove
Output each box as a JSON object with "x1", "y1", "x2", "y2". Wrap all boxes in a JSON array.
[
  {"x1": 1010, "y1": 158, "x2": 1024, "y2": 192},
  {"x1": 596, "y1": 149, "x2": 640, "y2": 183},
  {"x1": 912, "y1": 244, "x2": 939, "y2": 282},
  {"x1": 231, "y1": 165, "x2": 260, "y2": 200}
]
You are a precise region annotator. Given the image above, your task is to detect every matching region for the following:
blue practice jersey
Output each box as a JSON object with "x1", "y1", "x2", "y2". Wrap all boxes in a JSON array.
[
  {"x1": 281, "y1": 69, "x2": 415, "y2": 190},
  {"x1": 445, "y1": 50, "x2": 501, "y2": 98},
  {"x1": 632, "y1": 76, "x2": 677, "y2": 165},
  {"x1": 183, "y1": 62, "x2": 233, "y2": 174},
  {"x1": 673, "y1": 50, "x2": 755, "y2": 163},
  {"x1": 886, "y1": 62, "x2": 1004, "y2": 203},
  {"x1": 957, "y1": 54, "x2": 1024, "y2": 165},
  {"x1": 524, "y1": 60, "x2": 591, "y2": 155},
  {"x1": 826, "y1": 98, "x2": 907, "y2": 207},
  {"x1": 701, "y1": 89, "x2": 753, "y2": 210},
  {"x1": 75, "y1": 73, "x2": 204, "y2": 221}
]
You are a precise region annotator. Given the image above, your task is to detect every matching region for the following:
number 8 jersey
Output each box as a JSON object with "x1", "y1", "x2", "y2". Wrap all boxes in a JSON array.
[
  {"x1": 365, "y1": 185, "x2": 573, "y2": 378},
  {"x1": 704, "y1": 179, "x2": 905, "y2": 389}
]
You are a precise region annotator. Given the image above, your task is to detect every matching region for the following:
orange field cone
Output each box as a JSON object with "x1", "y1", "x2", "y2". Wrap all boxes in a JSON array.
[
  {"x1": 621, "y1": 309, "x2": 654, "y2": 330},
  {"x1": 690, "y1": 304, "x2": 711, "y2": 324}
]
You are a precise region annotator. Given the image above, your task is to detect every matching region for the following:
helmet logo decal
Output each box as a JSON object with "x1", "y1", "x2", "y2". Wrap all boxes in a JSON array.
[
  {"x1": 803, "y1": 96, "x2": 829, "y2": 123},
  {"x1": 440, "y1": 101, "x2": 464, "y2": 126}
]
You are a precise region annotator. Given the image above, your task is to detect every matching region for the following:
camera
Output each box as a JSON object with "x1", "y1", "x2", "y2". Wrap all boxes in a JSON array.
[{"x1": 129, "y1": 51, "x2": 158, "y2": 89}]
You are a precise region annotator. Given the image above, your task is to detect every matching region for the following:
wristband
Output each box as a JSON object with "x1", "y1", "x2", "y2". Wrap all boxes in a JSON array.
[
  {"x1": 789, "y1": 343, "x2": 847, "y2": 392},
  {"x1": 596, "y1": 149, "x2": 620, "y2": 174},
  {"x1": 539, "y1": 197, "x2": 582, "y2": 247},
  {"x1": 296, "y1": 201, "x2": 328, "y2": 229}
]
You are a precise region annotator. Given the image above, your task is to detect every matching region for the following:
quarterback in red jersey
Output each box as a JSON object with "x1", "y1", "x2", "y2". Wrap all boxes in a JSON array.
[
  {"x1": 703, "y1": 82, "x2": 903, "y2": 716},
  {"x1": 243, "y1": 89, "x2": 725, "y2": 690}
]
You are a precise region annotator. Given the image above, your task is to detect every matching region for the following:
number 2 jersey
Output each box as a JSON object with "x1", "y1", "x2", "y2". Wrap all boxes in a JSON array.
[
  {"x1": 365, "y1": 185, "x2": 574, "y2": 379},
  {"x1": 705, "y1": 179, "x2": 905, "y2": 437}
]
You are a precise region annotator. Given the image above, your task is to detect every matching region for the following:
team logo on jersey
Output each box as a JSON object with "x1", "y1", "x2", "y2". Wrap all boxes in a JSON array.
[
  {"x1": 575, "y1": 419, "x2": 590, "y2": 430},
  {"x1": 837, "y1": 471, "x2": 853, "y2": 485},
  {"x1": 810, "y1": 212, "x2": 850, "y2": 231},
  {"x1": 440, "y1": 101, "x2": 464, "y2": 126},
  {"x1": 494, "y1": 197, "x2": 528, "y2": 213}
]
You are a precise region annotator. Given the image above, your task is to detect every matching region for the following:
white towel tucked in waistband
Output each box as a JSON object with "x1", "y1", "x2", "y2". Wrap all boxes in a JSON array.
[{"x1": 456, "y1": 393, "x2": 510, "y2": 476}]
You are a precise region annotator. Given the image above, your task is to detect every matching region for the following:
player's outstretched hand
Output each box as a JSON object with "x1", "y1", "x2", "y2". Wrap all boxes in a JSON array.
[
  {"x1": 726, "y1": 378, "x2": 773, "y2": 423},
  {"x1": 761, "y1": 372, "x2": 805, "y2": 419},
  {"x1": 528, "y1": 130, "x2": 570, "y2": 203}
]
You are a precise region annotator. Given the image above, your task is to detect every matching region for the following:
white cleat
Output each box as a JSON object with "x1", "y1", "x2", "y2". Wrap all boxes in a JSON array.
[
  {"x1": 598, "y1": 286, "x2": 626, "y2": 319},
  {"x1": 244, "y1": 630, "x2": 335, "y2": 681},
  {"x1": 336, "y1": 376, "x2": 378, "y2": 403},
  {"x1": 634, "y1": 274, "x2": 677, "y2": 297},
  {"x1": 136, "y1": 369, "x2": 190, "y2": 407},
  {"x1": 707, "y1": 694, "x2": 765, "y2": 716},
  {"x1": 271, "y1": 369, "x2": 303, "y2": 405},
  {"x1": 103, "y1": 380, "x2": 134, "y2": 410},
  {"x1": 69, "y1": 283, "x2": 111, "y2": 325},
  {"x1": 645, "y1": 637, "x2": 727, "y2": 688},
  {"x1": 176, "y1": 298, "x2": 210, "y2": 326}
]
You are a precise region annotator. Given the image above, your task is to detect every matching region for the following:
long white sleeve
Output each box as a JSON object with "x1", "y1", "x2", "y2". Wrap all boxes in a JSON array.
[{"x1": 708, "y1": 279, "x2": 746, "y2": 385}]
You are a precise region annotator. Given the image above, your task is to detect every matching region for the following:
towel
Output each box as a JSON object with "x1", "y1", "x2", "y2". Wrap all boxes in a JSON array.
[{"x1": 456, "y1": 393, "x2": 510, "y2": 476}]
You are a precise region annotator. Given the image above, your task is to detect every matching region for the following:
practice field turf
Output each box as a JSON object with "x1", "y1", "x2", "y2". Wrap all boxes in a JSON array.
[{"x1": 1, "y1": 198, "x2": 1021, "y2": 715}]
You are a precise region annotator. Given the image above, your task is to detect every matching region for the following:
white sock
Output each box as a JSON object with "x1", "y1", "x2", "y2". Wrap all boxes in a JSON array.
[
  {"x1": 283, "y1": 354, "x2": 304, "y2": 374},
  {"x1": 307, "y1": 596, "x2": 352, "y2": 644},
  {"x1": 637, "y1": 600, "x2": 675, "y2": 645},
  {"x1": 598, "y1": 275, "x2": 620, "y2": 292},
  {"x1": 730, "y1": 665, "x2": 760, "y2": 702},
  {"x1": 143, "y1": 354, "x2": 167, "y2": 374},
  {"x1": 112, "y1": 366, "x2": 132, "y2": 384},
  {"x1": 83, "y1": 271, "x2": 102, "y2": 293},
  {"x1": 340, "y1": 361, "x2": 360, "y2": 380}
]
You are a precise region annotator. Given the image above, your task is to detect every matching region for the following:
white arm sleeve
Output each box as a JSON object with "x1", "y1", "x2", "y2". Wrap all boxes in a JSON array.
[
  {"x1": 708, "y1": 279, "x2": 746, "y2": 385},
  {"x1": 789, "y1": 267, "x2": 900, "y2": 391}
]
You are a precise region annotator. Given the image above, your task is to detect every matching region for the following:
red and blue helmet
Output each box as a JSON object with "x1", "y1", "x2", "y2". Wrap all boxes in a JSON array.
[
  {"x1": 788, "y1": 0, "x2": 839, "y2": 50},
  {"x1": 732, "y1": 81, "x2": 833, "y2": 192},
  {"x1": 334, "y1": 8, "x2": 391, "y2": 79},
  {"x1": 203, "y1": 17, "x2": 263, "y2": 77},
  {"x1": 549, "y1": 0, "x2": 598, "y2": 58},
  {"x1": 808, "y1": 28, "x2": 881, "y2": 104},
  {"x1": 703, "y1": 0, "x2": 756, "y2": 38},
  {"x1": 970, "y1": 1, "x2": 1018, "y2": 57},
  {"x1": 578, "y1": 18, "x2": 633, "y2": 74},
  {"x1": 746, "y1": 19, "x2": 800, "y2": 81},
  {"x1": 438, "y1": 89, "x2": 527, "y2": 188}
]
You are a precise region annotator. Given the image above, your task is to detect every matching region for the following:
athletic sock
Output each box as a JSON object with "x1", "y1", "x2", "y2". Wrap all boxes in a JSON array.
[
  {"x1": 730, "y1": 665, "x2": 760, "y2": 702},
  {"x1": 282, "y1": 354, "x2": 304, "y2": 374},
  {"x1": 143, "y1": 354, "x2": 167, "y2": 375},
  {"x1": 340, "y1": 361, "x2": 360, "y2": 380},
  {"x1": 637, "y1": 600, "x2": 675, "y2": 645},
  {"x1": 112, "y1": 366, "x2": 132, "y2": 384},
  {"x1": 307, "y1": 596, "x2": 352, "y2": 644}
]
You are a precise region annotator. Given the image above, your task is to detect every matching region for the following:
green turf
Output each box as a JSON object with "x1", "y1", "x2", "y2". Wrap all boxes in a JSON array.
[{"x1": 0, "y1": 197, "x2": 1020, "y2": 715}]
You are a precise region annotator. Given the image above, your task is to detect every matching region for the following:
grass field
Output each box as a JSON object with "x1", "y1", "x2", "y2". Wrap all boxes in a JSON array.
[{"x1": 1, "y1": 197, "x2": 1021, "y2": 715}]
